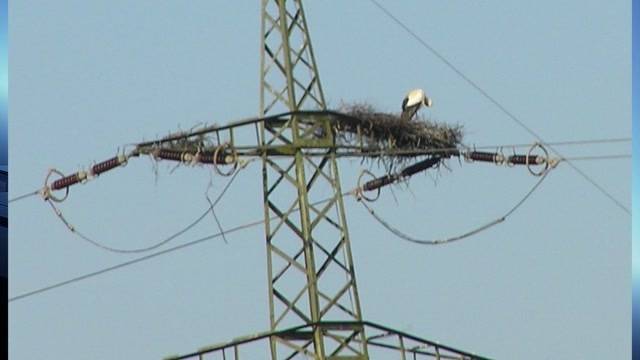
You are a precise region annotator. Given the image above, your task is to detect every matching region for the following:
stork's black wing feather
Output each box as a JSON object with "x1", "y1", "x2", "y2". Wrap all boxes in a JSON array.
[{"x1": 401, "y1": 97, "x2": 408, "y2": 111}]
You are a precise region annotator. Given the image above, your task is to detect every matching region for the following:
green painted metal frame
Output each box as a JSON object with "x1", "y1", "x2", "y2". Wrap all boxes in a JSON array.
[
  {"x1": 259, "y1": 0, "x2": 367, "y2": 358},
  {"x1": 162, "y1": 1, "x2": 489, "y2": 359},
  {"x1": 164, "y1": 321, "x2": 493, "y2": 360}
]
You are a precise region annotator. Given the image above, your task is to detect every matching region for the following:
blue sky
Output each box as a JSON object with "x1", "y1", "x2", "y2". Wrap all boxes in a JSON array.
[{"x1": 9, "y1": 1, "x2": 631, "y2": 359}]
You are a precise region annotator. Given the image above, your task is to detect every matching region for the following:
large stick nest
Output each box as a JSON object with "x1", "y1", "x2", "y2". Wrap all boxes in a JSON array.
[
  {"x1": 332, "y1": 103, "x2": 464, "y2": 171},
  {"x1": 136, "y1": 104, "x2": 464, "y2": 175}
]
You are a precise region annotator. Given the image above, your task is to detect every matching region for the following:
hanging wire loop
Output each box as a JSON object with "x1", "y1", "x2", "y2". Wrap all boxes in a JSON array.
[
  {"x1": 526, "y1": 142, "x2": 550, "y2": 177},
  {"x1": 213, "y1": 142, "x2": 239, "y2": 177},
  {"x1": 358, "y1": 168, "x2": 552, "y2": 246},
  {"x1": 41, "y1": 168, "x2": 71, "y2": 203},
  {"x1": 355, "y1": 169, "x2": 381, "y2": 202}
]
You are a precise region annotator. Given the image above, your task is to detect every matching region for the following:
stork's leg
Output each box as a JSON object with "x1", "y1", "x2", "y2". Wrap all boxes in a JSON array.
[
  {"x1": 409, "y1": 106, "x2": 419, "y2": 121},
  {"x1": 401, "y1": 105, "x2": 419, "y2": 122}
]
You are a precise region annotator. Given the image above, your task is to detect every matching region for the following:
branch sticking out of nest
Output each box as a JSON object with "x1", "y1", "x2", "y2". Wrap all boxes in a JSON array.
[{"x1": 333, "y1": 103, "x2": 464, "y2": 171}]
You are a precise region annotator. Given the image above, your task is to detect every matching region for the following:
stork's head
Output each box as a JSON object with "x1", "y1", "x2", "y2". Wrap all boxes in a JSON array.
[{"x1": 423, "y1": 96, "x2": 433, "y2": 108}]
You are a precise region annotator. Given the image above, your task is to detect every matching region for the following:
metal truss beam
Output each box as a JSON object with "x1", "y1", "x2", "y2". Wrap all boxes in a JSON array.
[
  {"x1": 259, "y1": 1, "x2": 367, "y2": 358},
  {"x1": 164, "y1": 321, "x2": 492, "y2": 360},
  {"x1": 160, "y1": 1, "x2": 489, "y2": 359}
]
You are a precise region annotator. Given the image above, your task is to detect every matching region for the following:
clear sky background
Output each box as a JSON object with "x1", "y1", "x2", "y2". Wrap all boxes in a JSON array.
[{"x1": 9, "y1": 1, "x2": 631, "y2": 359}]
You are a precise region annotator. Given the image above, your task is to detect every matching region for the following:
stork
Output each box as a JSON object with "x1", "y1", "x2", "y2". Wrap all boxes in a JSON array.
[{"x1": 401, "y1": 88, "x2": 432, "y2": 122}]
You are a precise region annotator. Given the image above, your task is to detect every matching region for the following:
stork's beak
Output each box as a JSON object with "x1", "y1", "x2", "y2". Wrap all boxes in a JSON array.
[{"x1": 425, "y1": 97, "x2": 433, "y2": 107}]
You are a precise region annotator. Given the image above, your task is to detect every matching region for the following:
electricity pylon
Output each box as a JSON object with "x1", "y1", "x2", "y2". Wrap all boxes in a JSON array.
[
  {"x1": 156, "y1": 0, "x2": 492, "y2": 358},
  {"x1": 258, "y1": 0, "x2": 367, "y2": 358},
  {"x1": 25, "y1": 1, "x2": 558, "y2": 358}
]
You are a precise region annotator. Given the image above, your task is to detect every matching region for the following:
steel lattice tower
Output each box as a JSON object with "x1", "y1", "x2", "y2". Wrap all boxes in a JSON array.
[
  {"x1": 155, "y1": 1, "x2": 491, "y2": 358},
  {"x1": 259, "y1": 0, "x2": 368, "y2": 358},
  {"x1": 27, "y1": 1, "x2": 548, "y2": 358}
]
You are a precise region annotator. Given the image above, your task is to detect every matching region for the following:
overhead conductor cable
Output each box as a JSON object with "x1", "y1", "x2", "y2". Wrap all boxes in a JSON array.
[{"x1": 355, "y1": 144, "x2": 557, "y2": 245}]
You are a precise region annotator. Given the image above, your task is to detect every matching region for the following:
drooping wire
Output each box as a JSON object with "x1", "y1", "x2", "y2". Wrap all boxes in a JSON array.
[
  {"x1": 9, "y1": 190, "x2": 40, "y2": 203},
  {"x1": 11, "y1": 161, "x2": 556, "y2": 301},
  {"x1": 366, "y1": 0, "x2": 630, "y2": 215},
  {"x1": 205, "y1": 170, "x2": 229, "y2": 245},
  {"x1": 359, "y1": 169, "x2": 551, "y2": 245},
  {"x1": 6, "y1": 144, "x2": 628, "y2": 300},
  {"x1": 9, "y1": 190, "x2": 351, "y2": 303},
  {"x1": 44, "y1": 159, "x2": 253, "y2": 254},
  {"x1": 7, "y1": 155, "x2": 560, "y2": 302}
]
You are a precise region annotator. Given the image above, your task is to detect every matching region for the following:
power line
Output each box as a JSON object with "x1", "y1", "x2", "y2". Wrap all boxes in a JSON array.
[
  {"x1": 563, "y1": 154, "x2": 631, "y2": 161},
  {"x1": 334, "y1": 147, "x2": 631, "y2": 160},
  {"x1": 8, "y1": 218, "x2": 265, "y2": 303},
  {"x1": 531, "y1": 138, "x2": 630, "y2": 146},
  {"x1": 44, "y1": 161, "x2": 250, "y2": 254},
  {"x1": 10, "y1": 147, "x2": 628, "y2": 300},
  {"x1": 11, "y1": 147, "x2": 627, "y2": 301},
  {"x1": 560, "y1": 161, "x2": 629, "y2": 213},
  {"x1": 12, "y1": 143, "x2": 580, "y2": 302},
  {"x1": 366, "y1": 0, "x2": 630, "y2": 215},
  {"x1": 9, "y1": 191, "x2": 350, "y2": 303},
  {"x1": 136, "y1": 108, "x2": 630, "y2": 152},
  {"x1": 360, "y1": 167, "x2": 551, "y2": 245},
  {"x1": 7, "y1": 136, "x2": 629, "y2": 207},
  {"x1": 9, "y1": 190, "x2": 39, "y2": 203}
]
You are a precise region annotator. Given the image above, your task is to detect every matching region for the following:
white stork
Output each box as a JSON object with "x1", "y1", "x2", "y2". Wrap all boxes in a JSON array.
[{"x1": 401, "y1": 88, "x2": 432, "y2": 122}]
